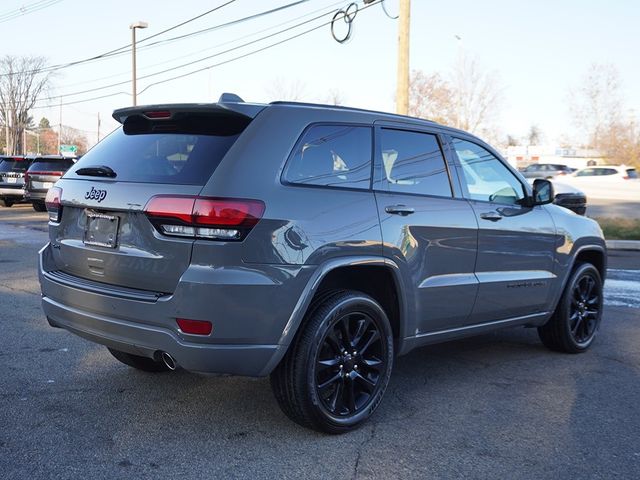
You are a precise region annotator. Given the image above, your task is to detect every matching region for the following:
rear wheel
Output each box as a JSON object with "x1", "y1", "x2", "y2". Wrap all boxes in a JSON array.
[
  {"x1": 0, "y1": 199, "x2": 13, "y2": 207},
  {"x1": 32, "y1": 201, "x2": 46, "y2": 212},
  {"x1": 270, "y1": 290, "x2": 393, "y2": 433},
  {"x1": 538, "y1": 262, "x2": 603, "y2": 353},
  {"x1": 108, "y1": 347, "x2": 171, "y2": 372}
]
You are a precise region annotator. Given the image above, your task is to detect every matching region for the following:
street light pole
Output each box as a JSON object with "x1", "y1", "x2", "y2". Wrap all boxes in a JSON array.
[{"x1": 130, "y1": 21, "x2": 148, "y2": 106}]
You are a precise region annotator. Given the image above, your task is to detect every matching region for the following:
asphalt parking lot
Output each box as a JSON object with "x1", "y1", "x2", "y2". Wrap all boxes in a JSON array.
[{"x1": 1, "y1": 205, "x2": 639, "y2": 479}]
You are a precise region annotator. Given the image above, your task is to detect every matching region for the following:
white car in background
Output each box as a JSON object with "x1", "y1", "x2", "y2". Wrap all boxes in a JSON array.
[{"x1": 562, "y1": 165, "x2": 639, "y2": 200}]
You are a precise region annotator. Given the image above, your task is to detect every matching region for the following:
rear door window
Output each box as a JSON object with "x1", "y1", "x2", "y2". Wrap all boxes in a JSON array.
[
  {"x1": 284, "y1": 124, "x2": 372, "y2": 189},
  {"x1": 374, "y1": 128, "x2": 452, "y2": 197}
]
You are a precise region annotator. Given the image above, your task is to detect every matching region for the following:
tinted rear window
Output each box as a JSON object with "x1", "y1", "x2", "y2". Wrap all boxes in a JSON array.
[
  {"x1": 29, "y1": 159, "x2": 75, "y2": 172},
  {"x1": 66, "y1": 116, "x2": 245, "y2": 185},
  {"x1": 0, "y1": 159, "x2": 28, "y2": 172}
]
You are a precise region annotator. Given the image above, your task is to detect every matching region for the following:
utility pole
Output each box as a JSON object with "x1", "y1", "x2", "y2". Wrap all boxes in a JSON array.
[
  {"x1": 22, "y1": 128, "x2": 27, "y2": 155},
  {"x1": 395, "y1": 0, "x2": 411, "y2": 115},
  {"x1": 58, "y1": 97, "x2": 62, "y2": 155},
  {"x1": 4, "y1": 105, "x2": 8, "y2": 155}
]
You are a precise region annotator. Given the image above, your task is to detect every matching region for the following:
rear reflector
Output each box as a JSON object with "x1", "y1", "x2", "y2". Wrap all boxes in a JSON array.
[
  {"x1": 144, "y1": 195, "x2": 265, "y2": 241},
  {"x1": 176, "y1": 318, "x2": 212, "y2": 335},
  {"x1": 45, "y1": 186, "x2": 63, "y2": 222}
]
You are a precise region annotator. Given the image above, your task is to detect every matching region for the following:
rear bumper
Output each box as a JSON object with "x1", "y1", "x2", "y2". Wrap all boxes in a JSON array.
[
  {"x1": 0, "y1": 186, "x2": 25, "y2": 198},
  {"x1": 25, "y1": 190, "x2": 47, "y2": 202},
  {"x1": 38, "y1": 243, "x2": 312, "y2": 376},
  {"x1": 43, "y1": 297, "x2": 280, "y2": 375}
]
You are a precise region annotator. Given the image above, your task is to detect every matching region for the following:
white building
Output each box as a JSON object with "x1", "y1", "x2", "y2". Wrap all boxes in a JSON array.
[{"x1": 504, "y1": 145, "x2": 605, "y2": 169}]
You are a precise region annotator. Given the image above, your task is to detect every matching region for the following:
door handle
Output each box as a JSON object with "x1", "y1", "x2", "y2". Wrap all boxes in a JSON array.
[
  {"x1": 385, "y1": 205, "x2": 415, "y2": 216},
  {"x1": 480, "y1": 211, "x2": 502, "y2": 222}
]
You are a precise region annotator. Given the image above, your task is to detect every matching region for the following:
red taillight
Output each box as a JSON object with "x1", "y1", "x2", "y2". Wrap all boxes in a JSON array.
[
  {"x1": 193, "y1": 198, "x2": 264, "y2": 227},
  {"x1": 176, "y1": 318, "x2": 212, "y2": 335},
  {"x1": 45, "y1": 186, "x2": 62, "y2": 222},
  {"x1": 144, "y1": 110, "x2": 172, "y2": 119},
  {"x1": 27, "y1": 170, "x2": 65, "y2": 177},
  {"x1": 144, "y1": 195, "x2": 265, "y2": 241}
]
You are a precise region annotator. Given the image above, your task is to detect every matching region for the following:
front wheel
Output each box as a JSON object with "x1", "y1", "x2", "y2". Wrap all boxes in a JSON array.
[
  {"x1": 270, "y1": 290, "x2": 394, "y2": 433},
  {"x1": 538, "y1": 262, "x2": 603, "y2": 353}
]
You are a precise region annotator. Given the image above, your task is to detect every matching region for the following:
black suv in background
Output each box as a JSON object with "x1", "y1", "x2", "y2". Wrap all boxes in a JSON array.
[
  {"x1": 0, "y1": 155, "x2": 33, "y2": 207},
  {"x1": 24, "y1": 155, "x2": 76, "y2": 211}
]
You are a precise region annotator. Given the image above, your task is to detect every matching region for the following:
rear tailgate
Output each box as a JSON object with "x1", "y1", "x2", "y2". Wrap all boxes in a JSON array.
[
  {"x1": 46, "y1": 104, "x2": 262, "y2": 294},
  {"x1": 50, "y1": 180, "x2": 199, "y2": 293}
]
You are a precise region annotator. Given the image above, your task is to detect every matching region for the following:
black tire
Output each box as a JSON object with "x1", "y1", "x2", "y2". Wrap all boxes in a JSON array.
[
  {"x1": 538, "y1": 262, "x2": 603, "y2": 353},
  {"x1": 32, "y1": 201, "x2": 47, "y2": 212},
  {"x1": 270, "y1": 290, "x2": 394, "y2": 433},
  {"x1": 107, "y1": 347, "x2": 171, "y2": 372},
  {"x1": 0, "y1": 199, "x2": 13, "y2": 207}
]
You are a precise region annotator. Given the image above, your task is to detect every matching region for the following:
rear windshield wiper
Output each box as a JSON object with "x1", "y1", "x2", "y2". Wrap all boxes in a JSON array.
[{"x1": 75, "y1": 165, "x2": 117, "y2": 178}]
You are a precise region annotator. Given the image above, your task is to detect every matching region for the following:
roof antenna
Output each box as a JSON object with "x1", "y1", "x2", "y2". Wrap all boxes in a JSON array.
[{"x1": 218, "y1": 93, "x2": 244, "y2": 103}]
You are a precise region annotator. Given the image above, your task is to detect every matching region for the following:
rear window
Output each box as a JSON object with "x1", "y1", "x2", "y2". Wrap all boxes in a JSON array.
[
  {"x1": 0, "y1": 159, "x2": 28, "y2": 172},
  {"x1": 66, "y1": 114, "x2": 246, "y2": 185},
  {"x1": 284, "y1": 124, "x2": 372, "y2": 189},
  {"x1": 626, "y1": 169, "x2": 638, "y2": 179},
  {"x1": 29, "y1": 159, "x2": 75, "y2": 172}
]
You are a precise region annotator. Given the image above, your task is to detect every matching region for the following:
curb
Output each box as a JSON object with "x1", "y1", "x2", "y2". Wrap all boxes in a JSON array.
[{"x1": 606, "y1": 240, "x2": 640, "y2": 251}]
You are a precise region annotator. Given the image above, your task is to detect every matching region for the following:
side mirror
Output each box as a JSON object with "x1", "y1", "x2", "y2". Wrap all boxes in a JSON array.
[{"x1": 532, "y1": 178, "x2": 554, "y2": 205}]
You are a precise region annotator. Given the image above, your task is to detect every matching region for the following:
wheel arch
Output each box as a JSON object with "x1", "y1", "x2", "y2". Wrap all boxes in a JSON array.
[{"x1": 259, "y1": 256, "x2": 410, "y2": 376}]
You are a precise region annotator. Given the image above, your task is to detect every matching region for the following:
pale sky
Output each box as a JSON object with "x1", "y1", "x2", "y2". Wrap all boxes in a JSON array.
[{"x1": 3, "y1": 0, "x2": 639, "y2": 148}]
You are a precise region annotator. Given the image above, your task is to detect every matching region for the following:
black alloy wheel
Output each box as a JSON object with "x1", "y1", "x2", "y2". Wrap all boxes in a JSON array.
[
  {"x1": 271, "y1": 290, "x2": 394, "y2": 433},
  {"x1": 315, "y1": 311, "x2": 386, "y2": 417},
  {"x1": 538, "y1": 262, "x2": 603, "y2": 353}
]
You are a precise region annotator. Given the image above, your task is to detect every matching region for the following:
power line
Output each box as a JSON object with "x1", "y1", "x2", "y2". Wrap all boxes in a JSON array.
[
  {"x1": 0, "y1": 0, "x2": 237, "y2": 77},
  {"x1": 34, "y1": 1, "x2": 382, "y2": 109},
  {"x1": 37, "y1": 3, "x2": 345, "y2": 102},
  {"x1": 0, "y1": 0, "x2": 63, "y2": 24},
  {"x1": 56, "y1": 1, "x2": 344, "y2": 90}
]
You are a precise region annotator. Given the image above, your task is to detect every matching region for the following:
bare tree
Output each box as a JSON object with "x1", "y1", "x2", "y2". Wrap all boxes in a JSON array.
[
  {"x1": 264, "y1": 78, "x2": 308, "y2": 102},
  {"x1": 527, "y1": 125, "x2": 542, "y2": 145},
  {"x1": 450, "y1": 53, "x2": 503, "y2": 134},
  {"x1": 0, "y1": 55, "x2": 51, "y2": 154},
  {"x1": 322, "y1": 88, "x2": 346, "y2": 106},
  {"x1": 59, "y1": 125, "x2": 88, "y2": 155},
  {"x1": 570, "y1": 63, "x2": 639, "y2": 166},
  {"x1": 408, "y1": 70, "x2": 454, "y2": 123},
  {"x1": 408, "y1": 54, "x2": 503, "y2": 136}
]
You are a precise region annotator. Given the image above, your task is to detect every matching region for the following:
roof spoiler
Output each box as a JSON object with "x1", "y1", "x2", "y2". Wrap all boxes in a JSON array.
[{"x1": 112, "y1": 98, "x2": 264, "y2": 125}]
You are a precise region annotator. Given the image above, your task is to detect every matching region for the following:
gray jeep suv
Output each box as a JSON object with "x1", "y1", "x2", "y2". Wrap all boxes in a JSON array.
[{"x1": 39, "y1": 95, "x2": 606, "y2": 433}]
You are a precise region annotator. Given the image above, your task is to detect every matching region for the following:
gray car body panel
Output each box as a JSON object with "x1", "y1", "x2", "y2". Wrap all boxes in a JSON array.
[{"x1": 38, "y1": 101, "x2": 606, "y2": 376}]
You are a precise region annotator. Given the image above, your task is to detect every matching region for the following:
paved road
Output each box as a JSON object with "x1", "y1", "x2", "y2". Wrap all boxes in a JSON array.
[
  {"x1": 1, "y1": 205, "x2": 639, "y2": 479},
  {"x1": 587, "y1": 198, "x2": 640, "y2": 219}
]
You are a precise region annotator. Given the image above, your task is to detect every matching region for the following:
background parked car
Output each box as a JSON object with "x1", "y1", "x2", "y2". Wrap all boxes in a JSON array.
[
  {"x1": 562, "y1": 165, "x2": 639, "y2": 201},
  {"x1": 0, "y1": 155, "x2": 33, "y2": 207},
  {"x1": 24, "y1": 155, "x2": 76, "y2": 211},
  {"x1": 519, "y1": 163, "x2": 575, "y2": 179}
]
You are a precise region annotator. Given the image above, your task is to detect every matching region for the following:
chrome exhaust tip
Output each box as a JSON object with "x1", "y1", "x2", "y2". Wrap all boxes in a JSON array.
[{"x1": 160, "y1": 351, "x2": 177, "y2": 371}]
